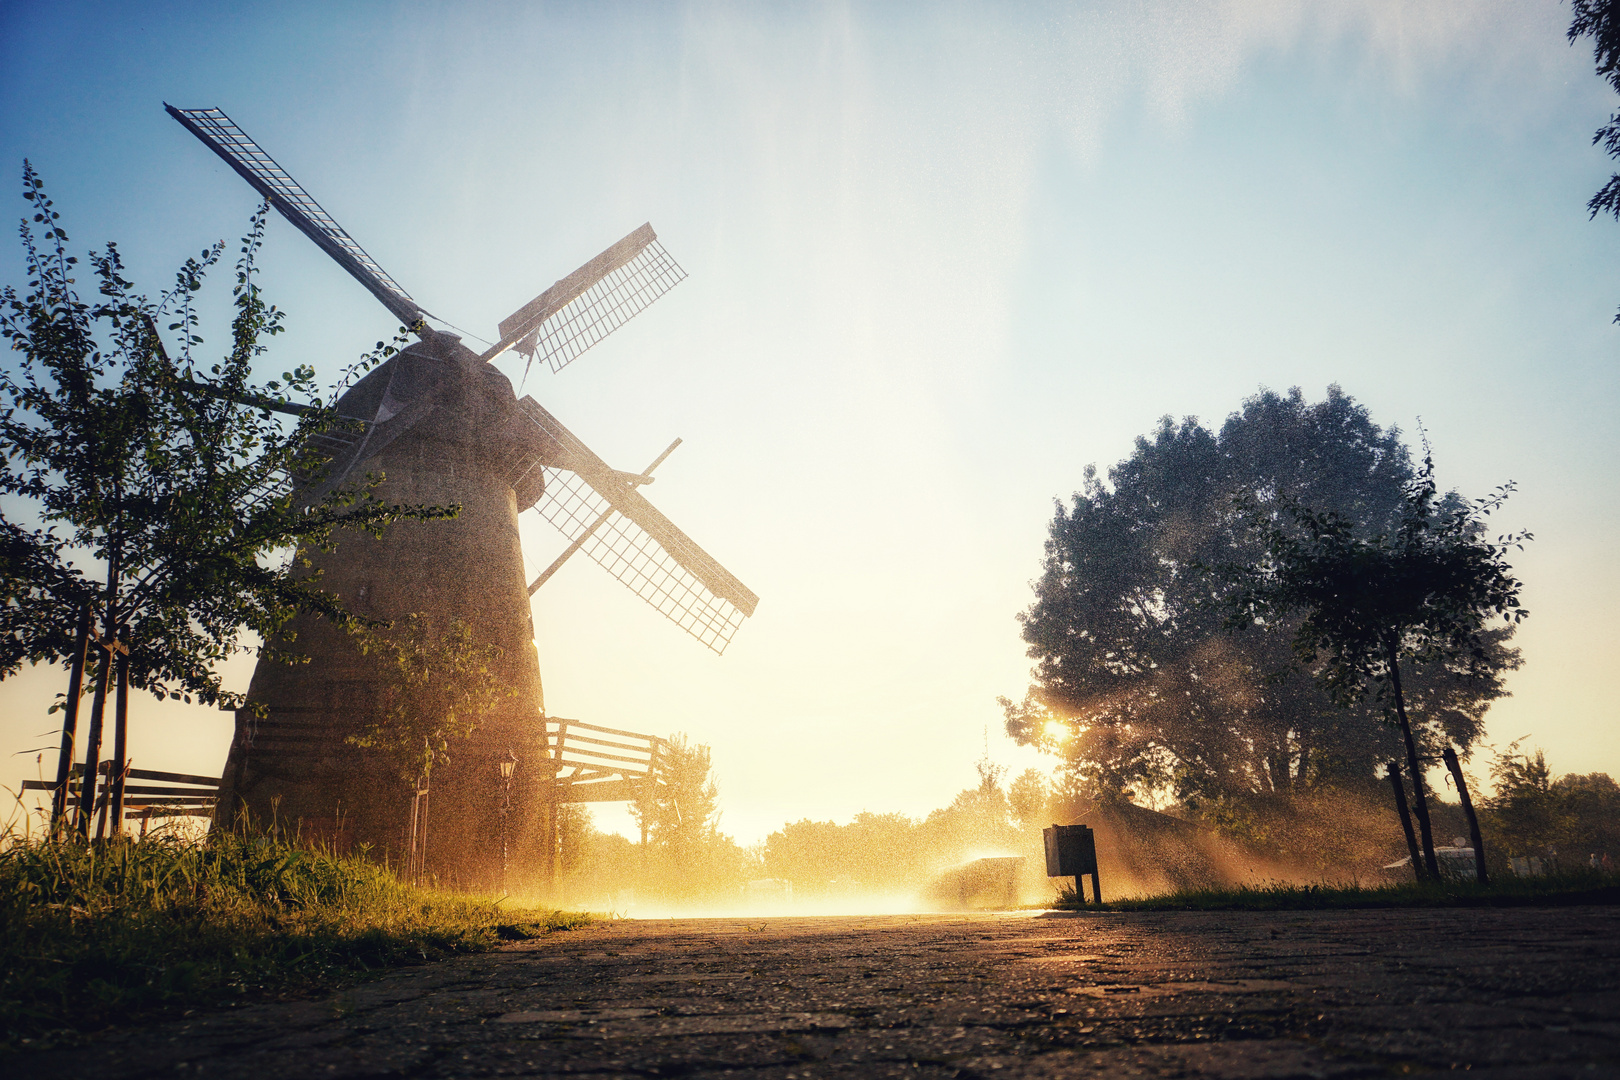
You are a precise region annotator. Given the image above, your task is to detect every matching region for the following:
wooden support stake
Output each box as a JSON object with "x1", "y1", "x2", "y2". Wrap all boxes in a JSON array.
[
  {"x1": 1442, "y1": 746, "x2": 1490, "y2": 886},
  {"x1": 418, "y1": 787, "x2": 430, "y2": 881},
  {"x1": 50, "y1": 605, "x2": 92, "y2": 828},
  {"x1": 1388, "y1": 760, "x2": 1423, "y2": 881},
  {"x1": 75, "y1": 648, "x2": 113, "y2": 835},
  {"x1": 109, "y1": 648, "x2": 130, "y2": 835},
  {"x1": 94, "y1": 761, "x2": 114, "y2": 840},
  {"x1": 406, "y1": 777, "x2": 430, "y2": 886},
  {"x1": 407, "y1": 781, "x2": 420, "y2": 885}
]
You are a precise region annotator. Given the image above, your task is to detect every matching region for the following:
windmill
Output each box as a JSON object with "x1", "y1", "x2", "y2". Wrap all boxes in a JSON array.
[{"x1": 166, "y1": 106, "x2": 757, "y2": 889}]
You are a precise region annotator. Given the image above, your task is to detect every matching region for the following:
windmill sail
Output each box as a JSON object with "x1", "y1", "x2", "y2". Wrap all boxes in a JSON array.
[
  {"x1": 512, "y1": 397, "x2": 757, "y2": 654},
  {"x1": 483, "y1": 224, "x2": 687, "y2": 373},
  {"x1": 166, "y1": 105, "x2": 426, "y2": 330}
]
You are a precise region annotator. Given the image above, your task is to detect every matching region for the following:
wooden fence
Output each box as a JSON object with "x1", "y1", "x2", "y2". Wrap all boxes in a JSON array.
[{"x1": 23, "y1": 763, "x2": 219, "y2": 834}]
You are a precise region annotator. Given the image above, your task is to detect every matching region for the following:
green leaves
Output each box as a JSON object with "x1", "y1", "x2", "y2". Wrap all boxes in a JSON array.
[
  {"x1": 1569, "y1": 3, "x2": 1620, "y2": 317},
  {"x1": 631, "y1": 733, "x2": 721, "y2": 876},
  {"x1": 346, "y1": 615, "x2": 513, "y2": 783},
  {"x1": 1230, "y1": 451, "x2": 1529, "y2": 711},
  {"x1": 0, "y1": 166, "x2": 453, "y2": 707}
]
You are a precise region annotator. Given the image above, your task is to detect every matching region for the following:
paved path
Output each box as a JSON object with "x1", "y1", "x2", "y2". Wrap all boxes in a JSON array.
[{"x1": 22, "y1": 906, "x2": 1620, "y2": 1078}]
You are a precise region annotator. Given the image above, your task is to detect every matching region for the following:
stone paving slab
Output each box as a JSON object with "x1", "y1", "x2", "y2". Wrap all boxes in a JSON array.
[{"x1": 16, "y1": 906, "x2": 1620, "y2": 1078}]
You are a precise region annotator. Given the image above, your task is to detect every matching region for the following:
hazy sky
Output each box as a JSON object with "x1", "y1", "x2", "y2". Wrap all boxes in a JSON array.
[{"x1": 1, "y1": 1, "x2": 1616, "y2": 845}]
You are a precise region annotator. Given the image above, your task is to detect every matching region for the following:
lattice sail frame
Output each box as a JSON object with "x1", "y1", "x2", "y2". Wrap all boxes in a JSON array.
[
  {"x1": 533, "y1": 467, "x2": 748, "y2": 653},
  {"x1": 165, "y1": 105, "x2": 425, "y2": 328},
  {"x1": 512, "y1": 397, "x2": 757, "y2": 654},
  {"x1": 526, "y1": 241, "x2": 686, "y2": 374}
]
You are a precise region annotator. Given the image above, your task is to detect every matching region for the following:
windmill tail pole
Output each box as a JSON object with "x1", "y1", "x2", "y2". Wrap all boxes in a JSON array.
[
  {"x1": 529, "y1": 511, "x2": 612, "y2": 595},
  {"x1": 1387, "y1": 760, "x2": 1423, "y2": 882},
  {"x1": 641, "y1": 438, "x2": 682, "y2": 478},
  {"x1": 527, "y1": 439, "x2": 682, "y2": 596},
  {"x1": 1443, "y1": 746, "x2": 1490, "y2": 886}
]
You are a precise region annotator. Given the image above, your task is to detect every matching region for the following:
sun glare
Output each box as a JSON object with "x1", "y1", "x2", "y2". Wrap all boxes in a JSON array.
[{"x1": 1043, "y1": 719, "x2": 1069, "y2": 743}]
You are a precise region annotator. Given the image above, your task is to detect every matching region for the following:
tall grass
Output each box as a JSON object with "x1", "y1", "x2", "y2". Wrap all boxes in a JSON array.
[{"x1": 0, "y1": 829, "x2": 588, "y2": 1049}]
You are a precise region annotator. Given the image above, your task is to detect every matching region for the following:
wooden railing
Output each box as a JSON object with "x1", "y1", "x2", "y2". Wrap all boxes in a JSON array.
[
  {"x1": 23, "y1": 763, "x2": 219, "y2": 831},
  {"x1": 544, "y1": 718, "x2": 665, "y2": 805}
]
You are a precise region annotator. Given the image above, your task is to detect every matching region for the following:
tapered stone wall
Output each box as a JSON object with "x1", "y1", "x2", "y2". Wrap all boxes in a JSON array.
[{"x1": 215, "y1": 335, "x2": 554, "y2": 891}]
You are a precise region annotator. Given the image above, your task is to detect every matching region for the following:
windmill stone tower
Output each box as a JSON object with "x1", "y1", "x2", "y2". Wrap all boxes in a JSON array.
[
  {"x1": 171, "y1": 107, "x2": 757, "y2": 890},
  {"x1": 219, "y1": 336, "x2": 555, "y2": 886}
]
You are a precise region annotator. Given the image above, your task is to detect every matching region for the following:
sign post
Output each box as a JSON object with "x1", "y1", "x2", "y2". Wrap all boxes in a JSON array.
[{"x1": 1043, "y1": 824, "x2": 1101, "y2": 905}]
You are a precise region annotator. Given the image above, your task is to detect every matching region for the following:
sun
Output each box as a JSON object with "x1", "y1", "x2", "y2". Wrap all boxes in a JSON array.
[{"x1": 1043, "y1": 719, "x2": 1070, "y2": 743}]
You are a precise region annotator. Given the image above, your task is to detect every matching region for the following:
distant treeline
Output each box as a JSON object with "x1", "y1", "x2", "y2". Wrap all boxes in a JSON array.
[{"x1": 552, "y1": 739, "x2": 1617, "y2": 906}]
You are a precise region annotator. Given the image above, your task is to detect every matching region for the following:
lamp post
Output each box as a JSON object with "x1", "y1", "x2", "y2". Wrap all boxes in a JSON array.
[{"x1": 498, "y1": 749, "x2": 518, "y2": 892}]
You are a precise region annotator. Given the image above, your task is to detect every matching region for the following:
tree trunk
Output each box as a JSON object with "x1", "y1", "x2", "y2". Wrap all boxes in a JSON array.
[
  {"x1": 1442, "y1": 746, "x2": 1489, "y2": 886},
  {"x1": 1387, "y1": 759, "x2": 1423, "y2": 881},
  {"x1": 1385, "y1": 636, "x2": 1439, "y2": 880}
]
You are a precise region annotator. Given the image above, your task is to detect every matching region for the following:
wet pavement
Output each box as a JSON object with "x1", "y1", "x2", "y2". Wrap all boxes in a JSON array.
[{"x1": 20, "y1": 906, "x2": 1620, "y2": 1078}]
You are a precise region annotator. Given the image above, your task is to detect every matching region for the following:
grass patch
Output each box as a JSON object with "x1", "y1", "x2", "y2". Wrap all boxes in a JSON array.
[
  {"x1": 0, "y1": 830, "x2": 589, "y2": 1049},
  {"x1": 1051, "y1": 871, "x2": 1620, "y2": 912}
]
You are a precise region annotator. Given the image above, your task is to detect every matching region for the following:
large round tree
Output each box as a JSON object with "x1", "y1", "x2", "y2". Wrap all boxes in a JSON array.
[{"x1": 1004, "y1": 386, "x2": 1517, "y2": 809}]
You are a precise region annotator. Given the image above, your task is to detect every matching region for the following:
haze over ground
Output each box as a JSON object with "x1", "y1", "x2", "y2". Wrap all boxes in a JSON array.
[{"x1": 0, "y1": 1, "x2": 1615, "y2": 846}]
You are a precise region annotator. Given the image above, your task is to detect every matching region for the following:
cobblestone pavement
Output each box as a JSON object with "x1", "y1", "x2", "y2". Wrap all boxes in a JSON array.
[{"x1": 20, "y1": 906, "x2": 1620, "y2": 1078}]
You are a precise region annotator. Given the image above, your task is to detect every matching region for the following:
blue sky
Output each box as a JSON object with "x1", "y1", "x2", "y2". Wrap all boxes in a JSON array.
[{"x1": 1, "y1": 1, "x2": 1616, "y2": 843}]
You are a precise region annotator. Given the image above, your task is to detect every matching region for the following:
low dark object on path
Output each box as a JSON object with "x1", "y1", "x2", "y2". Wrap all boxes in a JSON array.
[
  {"x1": 17, "y1": 906, "x2": 1618, "y2": 1077},
  {"x1": 1044, "y1": 822, "x2": 1101, "y2": 904},
  {"x1": 923, "y1": 857, "x2": 1023, "y2": 910}
]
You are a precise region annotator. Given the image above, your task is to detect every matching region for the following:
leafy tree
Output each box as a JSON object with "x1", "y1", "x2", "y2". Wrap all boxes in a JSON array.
[
  {"x1": 917, "y1": 772, "x2": 1021, "y2": 863},
  {"x1": 763, "y1": 818, "x2": 846, "y2": 886},
  {"x1": 1007, "y1": 767, "x2": 1051, "y2": 827},
  {"x1": 1006, "y1": 387, "x2": 1515, "y2": 811},
  {"x1": 556, "y1": 803, "x2": 596, "y2": 878},
  {"x1": 762, "y1": 761, "x2": 1029, "y2": 895},
  {"x1": 631, "y1": 733, "x2": 734, "y2": 897},
  {"x1": 634, "y1": 733, "x2": 720, "y2": 851},
  {"x1": 1555, "y1": 773, "x2": 1620, "y2": 861},
  {"x1": 0, "y1": 166, "x2": 448, "y2": 823},
  {"x1": 1227, "y1": 452, "x2": 1530, "y2": 878},
  {"x1": 345, "y1": 614, "x2": 513, "y2": 784},
  {"x1": 1569, "y1": 0, "x2": 1620, "y2": 320},
  {"x1": 1483, "y1": 743, "x2": 1620, "y2": 866},
  {"x1": 1484, "y1": 744, "x2": 1563, "y2": 862},
  {"x1": 764, "y1": 811, "x2": 927, "y2": 893}
]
